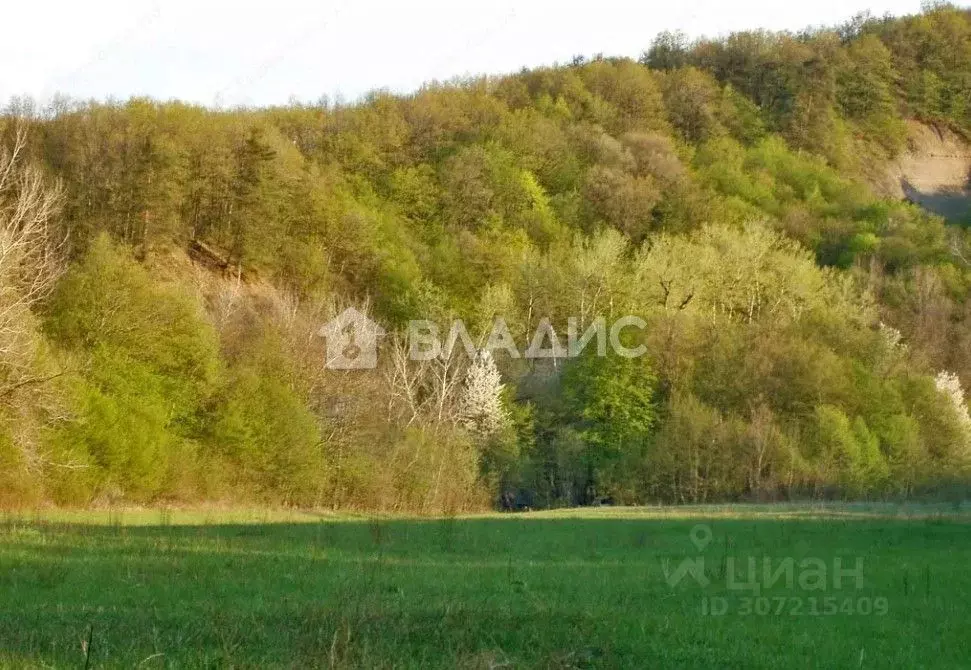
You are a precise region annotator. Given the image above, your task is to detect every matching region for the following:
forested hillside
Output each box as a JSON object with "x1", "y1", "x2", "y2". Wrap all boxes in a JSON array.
[{"x1": 3, "y1": 4, "x2": 971, "y2": 510}]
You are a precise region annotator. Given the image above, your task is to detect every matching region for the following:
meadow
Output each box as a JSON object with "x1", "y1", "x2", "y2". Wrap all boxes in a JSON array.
[{"x1": 1, "y1": 504, "x2": 969, "y2": 669}]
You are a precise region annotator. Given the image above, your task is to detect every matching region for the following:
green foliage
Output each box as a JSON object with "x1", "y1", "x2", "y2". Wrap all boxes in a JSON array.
[
  {"x1": 564, "y1": 352, "x2": 658, "y2": 450},
  {"x1": 811, "y1": 405, "x2": 889, "y2": 496},
  {"x1": 207, "y1": 363, "x2": 322, "y2": 505},
  {"x1": 559, "y1": 351, "x2": 658, "y2": 501},
  {"x1": 5, "y1": 4, "x2": 971, "y2": 507},
  {"x1": 46, "y1": 235, "x2": 219, "y2": 408},
  {"x1": 42, "y1": 236, "x2": 221, "y2": 501}
]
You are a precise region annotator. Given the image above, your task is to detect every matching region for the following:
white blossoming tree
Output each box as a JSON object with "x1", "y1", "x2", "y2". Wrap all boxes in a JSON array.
[
  {"x1": 935, "y1": 371, "x2": 971, "y2": 434},
  {"x1": 457, "y1": 350, "x2": 506, "y2": 439}
]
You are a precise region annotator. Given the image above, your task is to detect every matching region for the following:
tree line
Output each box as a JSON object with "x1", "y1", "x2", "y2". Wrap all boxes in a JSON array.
[{"x1": 2, "y1": 3, "x2": 971, "y2": 510}]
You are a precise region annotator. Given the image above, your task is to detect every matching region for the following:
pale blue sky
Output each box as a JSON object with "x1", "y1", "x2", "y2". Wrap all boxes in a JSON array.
[{"x1": 2, "y1": 0, "x2": 934, "y2": 108}]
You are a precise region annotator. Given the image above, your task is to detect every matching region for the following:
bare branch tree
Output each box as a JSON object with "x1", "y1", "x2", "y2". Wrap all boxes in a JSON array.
[
  {"x1": 948, "y1": 230, "x2": 971, "y2": 266},
  {"x1": 0, "y1": 125, "x2": 66, "y2": 374},
  {"x1": 383, "y1": 331, "x2": 470, "y2": 431},
  {"x1": 0, "y1": 125, "x2": 69, "y2": 474},
  {"x1": 386, "y1": 335, "x2": 428, "y2": 426}
]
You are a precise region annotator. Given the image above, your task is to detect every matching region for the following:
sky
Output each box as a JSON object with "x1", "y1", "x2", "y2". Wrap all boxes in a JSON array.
[{"x1": 0, "y1": 0, "x2": 936, "y2": 108}]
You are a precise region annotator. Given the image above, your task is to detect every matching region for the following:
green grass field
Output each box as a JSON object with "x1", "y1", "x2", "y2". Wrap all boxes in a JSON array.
[{"x1": 1, "y1": 504, "x2": 970, "y2": 669}]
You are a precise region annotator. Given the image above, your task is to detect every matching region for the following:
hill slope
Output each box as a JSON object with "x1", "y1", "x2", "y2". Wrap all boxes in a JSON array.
[{"x1": 2, "y1": 5, "x2": 971, "y2": 509}]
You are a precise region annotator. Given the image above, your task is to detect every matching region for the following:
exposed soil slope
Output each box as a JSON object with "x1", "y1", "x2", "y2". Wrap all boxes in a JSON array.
[{"x1": 887, "y1": 121, "x2": 971, "y2": 222}]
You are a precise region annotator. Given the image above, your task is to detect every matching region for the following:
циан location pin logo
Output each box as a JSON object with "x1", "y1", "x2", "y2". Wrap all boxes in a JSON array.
[{"x1": 690, "y1": 524, "x2": 713, "y2": 552}]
